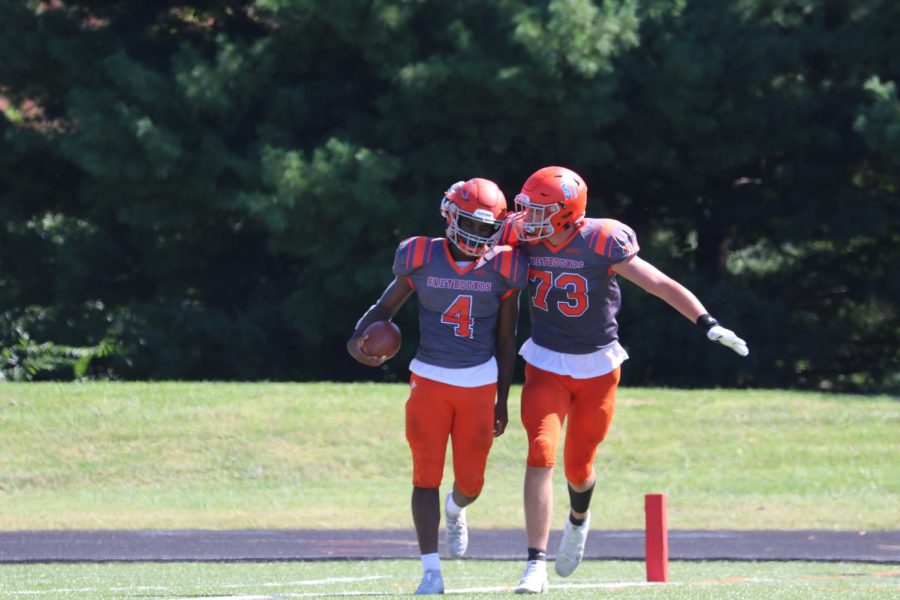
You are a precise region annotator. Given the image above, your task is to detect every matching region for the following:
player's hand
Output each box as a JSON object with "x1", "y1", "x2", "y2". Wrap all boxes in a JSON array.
[
  {"x1": 346, "y1": 336, "x2": 388, "y2": 367},
  {"x1": 707, "y1": 325, "x2": 749, "y2": 356},
  {"x1": 493, "y1": 403, "x2": 508, "y2": 437}
]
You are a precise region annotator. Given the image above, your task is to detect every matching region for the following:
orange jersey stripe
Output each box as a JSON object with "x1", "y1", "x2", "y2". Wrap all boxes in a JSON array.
[
  {"x1": 592, "y1": 220, "x2": 617, "y2": 257},
  {"x1": 498, "y1": 248, "x2": 512, "y2": 280},
  {"x1": 412, "y1": 237, "x2": 428, "y2": 268},
  {"x1": 403, "y1": 238, "x2": 415, "y2": 270},
  {"x1": 500, "y1": 220, "x2": 517, "y2": 246}
]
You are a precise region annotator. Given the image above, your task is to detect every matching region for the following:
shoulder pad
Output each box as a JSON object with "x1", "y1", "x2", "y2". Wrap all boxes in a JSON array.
[
  {"x1": 486, "y1": 245, "x2": 527, "y2": 288},
  {"x1": 587, "y1": 219, "x2": 639, "y2": 261},
  {"x1": 394, "y1": 236, "x2": 439, "y2": 275}
]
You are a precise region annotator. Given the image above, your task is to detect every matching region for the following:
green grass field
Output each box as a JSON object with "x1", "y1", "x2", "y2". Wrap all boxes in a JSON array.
[
  {"x1": 1, "y1": 382, "x2": 897, "y2": 530},
  {"x1": 1, "y1": 559, "x2": 898, "y2": 599},
  {"x1": 1, "y1": 382, "x2": 898, "y2": 598}
]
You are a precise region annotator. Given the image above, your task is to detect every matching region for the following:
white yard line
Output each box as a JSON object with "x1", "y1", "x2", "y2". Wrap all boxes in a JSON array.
[
  {"x1": 3, "y1": 576, "x2": 388, "y2": 597},
  {"x1": 219, "y1": 575, "x2": 388, "y2": 589},
  {"x1": 450, "y1": 581, "x2": 666, "y2": 593},
  {"x1": 169, "y1": 593, "x2": 395, "y2": 599},
  {"x1": 6, "y1": 574, "x2": 776, "y2": 598},
  {"x1": 166, "y1": 580, "x2": 667, "y2": 599}
]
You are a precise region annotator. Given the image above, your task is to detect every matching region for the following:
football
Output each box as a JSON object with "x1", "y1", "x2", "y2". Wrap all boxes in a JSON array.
[{"x1": 362, "y1": 320, "x2": 402, "y2": 359}]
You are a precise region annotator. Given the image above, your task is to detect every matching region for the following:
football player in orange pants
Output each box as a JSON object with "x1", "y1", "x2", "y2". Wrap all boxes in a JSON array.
[
  {"x1": 501, "y1": 166, "x2": 749, "y2": 593},
  {"x1": 348, "y1": 178, "x2": 527, "y2": 595}
]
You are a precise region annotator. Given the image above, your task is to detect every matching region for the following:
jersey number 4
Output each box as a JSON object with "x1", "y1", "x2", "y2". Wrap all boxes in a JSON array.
[
  {"x1": 530, "y1": 270, "x2": 589, "y2": 317},
  {"x1": 441, "y1": 294, "x2": 474, "y2": 338}
]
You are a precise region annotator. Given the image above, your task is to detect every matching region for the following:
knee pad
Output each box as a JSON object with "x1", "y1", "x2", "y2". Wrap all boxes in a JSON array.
[
  {"x1": 411, "y1": 458, "x2": 444, "y2": 490},
  {"x1": 412, "y1": 471, "x2": 443, "y2": 490},
  {"x1": 527, "y1": 435, "x2": 558, "y2": 468},
  {"x1": 454, "y1": 475, "x2": 484, "y2": 499},
  {"x1": 564, "y1": 463, "x2": 593, "y2": 486}
]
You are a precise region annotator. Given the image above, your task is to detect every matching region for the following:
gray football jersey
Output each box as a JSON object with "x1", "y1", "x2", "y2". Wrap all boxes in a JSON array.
[
  {"x1": 393, "y1": 236, "x2": 528, "y2": 368},
  {"x1": 517, "y1": 218, "x2": 639, "y2": 354}
]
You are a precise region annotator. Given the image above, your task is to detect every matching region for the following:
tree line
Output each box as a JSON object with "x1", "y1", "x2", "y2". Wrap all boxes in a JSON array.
[{"x1": 1, "y1": 0, "x2": 897, "y2": 392}]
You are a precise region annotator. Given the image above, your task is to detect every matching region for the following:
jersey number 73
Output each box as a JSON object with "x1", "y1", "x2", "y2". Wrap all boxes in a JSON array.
[{"x1": 529, "y1": 270, "x2": 589, "y2": 317}]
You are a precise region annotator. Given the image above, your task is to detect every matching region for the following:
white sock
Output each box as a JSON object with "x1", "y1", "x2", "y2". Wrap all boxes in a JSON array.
[
  {"x1": 445, "y1": 492, "x2": 463, "y2": 517},
  {"x1": 421, "y1": 552, "x2": 441, "y2": 573}
]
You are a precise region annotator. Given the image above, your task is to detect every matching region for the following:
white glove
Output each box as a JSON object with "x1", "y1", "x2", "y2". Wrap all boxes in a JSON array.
[{"x1": 707, "y1": 325, "x2": 749, "y2": 357}]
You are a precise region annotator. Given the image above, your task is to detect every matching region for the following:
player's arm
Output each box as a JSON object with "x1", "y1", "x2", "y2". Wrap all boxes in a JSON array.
[
  {"x1": 612, "y1": 256, "x2": 706, "y2": 320},
  {"x1": 493, "y1": 290, "x2": 520, "y2": 437},
  {"x1": 495, "y1": 213, "x2": 523, "y2": 247},
  {"x1": 347, "y1": 276, "x2": 414, "y2": 367},
  {"x1": 612, "y1": 256, "x2": 749, "y2": 356}
]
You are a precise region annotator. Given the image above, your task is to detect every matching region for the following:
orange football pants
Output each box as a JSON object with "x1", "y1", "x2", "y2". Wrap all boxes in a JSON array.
[
  {"x1": 405, "y1": 373, "x2": 496, "y2": 498},
  {"x1": 520, "y1": 363, "x2": 620, "y2": 485}
]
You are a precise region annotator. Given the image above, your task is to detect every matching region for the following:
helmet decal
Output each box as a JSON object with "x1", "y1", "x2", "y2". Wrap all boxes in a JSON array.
[{"x1": 514, "y1": 166, "x2": 588, "y2": 242}]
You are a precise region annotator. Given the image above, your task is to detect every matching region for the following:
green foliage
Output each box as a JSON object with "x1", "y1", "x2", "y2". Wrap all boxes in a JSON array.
[
  {"x1": 856, "y1": 76, "x2": 900, "y2": 174},
  {"x1": 0, "y1": 308, "x2": 119, "y2": 380},
  {"x1": 0, "y1": 337, "x2": 114, "y2": 381},
  {"x1": 0, "y1": 0, "x2": 896, "y2": 391}
]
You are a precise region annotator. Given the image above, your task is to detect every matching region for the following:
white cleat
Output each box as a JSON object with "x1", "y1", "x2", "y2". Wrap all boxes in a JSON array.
[
  {"x1": 514, "y1": 560, "x2": 548, "y2": 594},
  {"x1": 414, "y1": 569, "x2": 444, "y2": 595},
  {"x1": 444, "y1": 492, "x2": 468, "y2": 558},
  {"x1": 555, "y1": 511, "x2": 590, "y2": 577}
]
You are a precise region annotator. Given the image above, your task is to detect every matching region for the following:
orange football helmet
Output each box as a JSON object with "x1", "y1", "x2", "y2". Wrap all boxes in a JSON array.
[
  {"x1": 441, "y1": 178, "x2": 508, "y2": 257},
  {"x1": 514, "y1": 166, "x2": 588, "y2": 241}
]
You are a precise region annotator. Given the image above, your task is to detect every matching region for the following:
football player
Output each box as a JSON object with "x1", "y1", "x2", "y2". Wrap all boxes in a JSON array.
[
  {"x1": 502, "y1": 166, "x2": 748, "y2": 594},
  {"x1": 348, "y1": 178, "x2": 527, "y2": 595}
]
